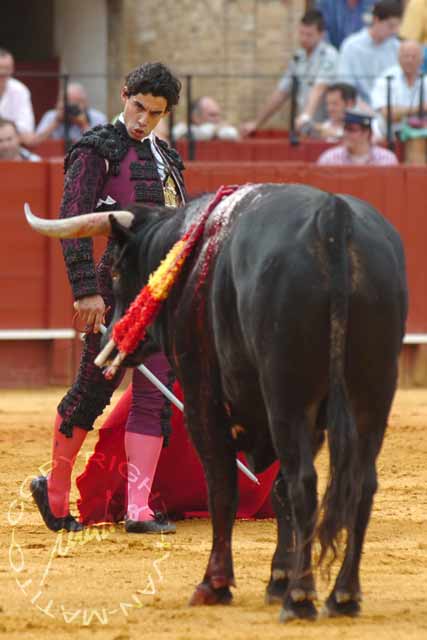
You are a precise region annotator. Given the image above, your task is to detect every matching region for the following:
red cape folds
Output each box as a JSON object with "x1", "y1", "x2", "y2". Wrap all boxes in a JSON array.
[{"x1": 76, "y1": 382, "x2": 278, "y2": 524}]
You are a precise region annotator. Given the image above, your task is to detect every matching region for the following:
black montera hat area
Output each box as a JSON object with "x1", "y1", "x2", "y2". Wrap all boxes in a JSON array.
[{"x1": 344, "y1": 109, "x2": 373, "y2": 128}]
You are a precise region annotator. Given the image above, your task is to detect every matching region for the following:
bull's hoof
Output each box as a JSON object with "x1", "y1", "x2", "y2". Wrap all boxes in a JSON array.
[
  {"x1": 321, "y1": 591, "x2": 361, "y2": 618},
  {"x1": 280, "y1": 590, "x2": 318, "y2": 622},
  {"x1": 189, "y1": 582, "x2": 233, "y2": 606},
  {"x1": 280, "y1": 600, "x2": 317, "y2": 623},
  {"x1": 265, "y1": 577, "x2": 289, "y2": 605}
]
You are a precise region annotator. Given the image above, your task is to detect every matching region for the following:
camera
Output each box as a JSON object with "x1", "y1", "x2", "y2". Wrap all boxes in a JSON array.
[{"x1": 65, "y1": 103, "x2": 83, "y2": 118}]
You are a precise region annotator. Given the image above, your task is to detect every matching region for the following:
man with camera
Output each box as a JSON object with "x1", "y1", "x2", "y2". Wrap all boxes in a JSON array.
[{"x1": 34, "y1": 82, "x2": 107, "y2": 143}]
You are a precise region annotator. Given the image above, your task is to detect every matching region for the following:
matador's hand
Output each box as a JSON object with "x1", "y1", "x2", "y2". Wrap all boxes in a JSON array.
[{"x1": 74, "y1": 294, "x2": 105, "y2": 333}]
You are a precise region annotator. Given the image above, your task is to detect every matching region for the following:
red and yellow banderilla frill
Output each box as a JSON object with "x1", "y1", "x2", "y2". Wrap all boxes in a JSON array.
[{"x1": 95, "y1": 185, "x2": 238, "y2": 378}]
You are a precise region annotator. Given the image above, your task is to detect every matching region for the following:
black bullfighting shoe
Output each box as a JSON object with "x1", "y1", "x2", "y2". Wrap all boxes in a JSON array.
[
  {"x1": 125, "y1": 511, "x2": 176, "y2": 534},
  {"x1": 30, "y1": 476, "x2": 83, "y2": 532}
]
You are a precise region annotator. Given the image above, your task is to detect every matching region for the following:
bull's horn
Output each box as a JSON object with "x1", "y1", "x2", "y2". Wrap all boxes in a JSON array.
[{"x1": 24, "y1": 203, "x2": 134, "y2": 238}]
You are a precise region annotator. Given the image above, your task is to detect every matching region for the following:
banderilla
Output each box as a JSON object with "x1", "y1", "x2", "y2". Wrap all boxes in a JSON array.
[{"x1": 97, "y1": 324, "x2": 260, "y2": 486}]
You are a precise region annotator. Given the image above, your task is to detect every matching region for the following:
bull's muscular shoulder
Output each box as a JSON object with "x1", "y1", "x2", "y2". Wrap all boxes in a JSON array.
[
  {"x1": 156, "y1": 137, "x2": 185, "y2": 171},
  {"x1": 64, "y1": 123, "x2": 130, "y2": 174}
]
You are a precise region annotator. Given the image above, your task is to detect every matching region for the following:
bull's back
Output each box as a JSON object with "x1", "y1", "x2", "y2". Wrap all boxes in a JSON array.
[{"x1": 210, "y1": 184, "x2": 407, "y2": 398}]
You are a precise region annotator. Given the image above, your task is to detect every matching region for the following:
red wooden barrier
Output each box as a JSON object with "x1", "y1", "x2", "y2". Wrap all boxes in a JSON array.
[
  {"x1": 34, "y1": 139, "x2": 65, "y2": 159},
  {"x1": 24, "y1": 137, "x2": 405, "y2": 164},
  {"x1": 0, "y1": 161, "x2": 76, "y2": 386},
  {"x1": 176, "y1": 139, "x2": 335, "y2": 163},
  {"x1": 176, "y1": 139, "x2": 405, "y2": 163},
  {"x1": 1, "y1": 162, "x2": 50, "y2": 328},
  {"x1": 1, "y1": 161, "x2": 61, "y2": 386},
  {"x1": 251, "y1": 130, "x2": 289, "y2": 138}
]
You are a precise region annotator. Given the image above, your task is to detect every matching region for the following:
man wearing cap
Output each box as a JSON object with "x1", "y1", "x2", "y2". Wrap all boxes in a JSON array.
[{"x1": 317, "y1": 108, "x2": 399, "y2": 164}]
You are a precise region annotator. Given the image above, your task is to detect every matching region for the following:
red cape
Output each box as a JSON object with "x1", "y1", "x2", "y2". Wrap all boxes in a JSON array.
[{"x1": 76, "y1": 383, "x2": 278, "y2": 523}]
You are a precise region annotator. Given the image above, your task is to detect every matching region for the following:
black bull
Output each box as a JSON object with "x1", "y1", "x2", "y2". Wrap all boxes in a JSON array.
[{"x1": 28, "y1": 183, "x2": 408, "y2": 621}]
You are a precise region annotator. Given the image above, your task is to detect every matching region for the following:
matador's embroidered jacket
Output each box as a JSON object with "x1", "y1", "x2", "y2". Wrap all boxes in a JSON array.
[
  {"x1": 60, "y1": 120, "x2": 186, "y2": 302},
  {"x1": 56, "y1": 121, "x2": 186, "y2": 437}
]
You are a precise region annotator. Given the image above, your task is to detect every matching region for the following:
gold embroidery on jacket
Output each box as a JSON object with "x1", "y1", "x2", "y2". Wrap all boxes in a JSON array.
[{"x1": 163, "y1": 174, "x2": 181, "y2": 208}]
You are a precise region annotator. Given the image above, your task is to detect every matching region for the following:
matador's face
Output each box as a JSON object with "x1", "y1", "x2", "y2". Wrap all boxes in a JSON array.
[{"x1": 120, "y1": 89, "x2": 168, "y2": 141}]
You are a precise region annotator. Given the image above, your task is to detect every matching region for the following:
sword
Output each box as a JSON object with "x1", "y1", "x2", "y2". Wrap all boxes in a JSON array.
[{"x1": 96, "y1": 324, "x2": 260, "y2": 486}]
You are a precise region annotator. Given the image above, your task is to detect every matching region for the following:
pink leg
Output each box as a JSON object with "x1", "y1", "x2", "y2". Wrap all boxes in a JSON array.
[
  {"x1": 47, "y1": 413, "x2": 87, "y2": 517},
  {"x1": 125, "y1": 431, "x2": 163, "y2": 521}
]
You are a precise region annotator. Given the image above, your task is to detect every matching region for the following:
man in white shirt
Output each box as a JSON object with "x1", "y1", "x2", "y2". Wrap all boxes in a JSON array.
[
  {"x1": 0, "y1": 49, "x2": 35, "y2": 141},
  {"x1": 337, "y1": 0, "x2": 403, "y2": 105},
  {"x1": 241, "y1": 9, "x2": 338, "y2": 136},
  {"x1": 371, "y1": 40, "x2": 427, "y2": 139}
]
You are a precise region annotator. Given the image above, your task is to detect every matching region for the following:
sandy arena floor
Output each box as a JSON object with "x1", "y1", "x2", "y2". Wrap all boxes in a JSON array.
[{"x1": 0, "y1": 387, "x2": 426, "y2": 640}]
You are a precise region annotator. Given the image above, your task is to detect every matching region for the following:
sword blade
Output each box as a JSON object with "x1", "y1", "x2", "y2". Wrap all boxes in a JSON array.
[{"x1": 98, "y1": 324, "x2": 260, "y2": 485}]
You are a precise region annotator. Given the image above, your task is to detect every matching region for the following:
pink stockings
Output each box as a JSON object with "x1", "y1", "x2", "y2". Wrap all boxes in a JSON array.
[
  {"x1": 125, "y1": 431, "x2": 163, "y2": 521},
  {"x1": 47, "y1": 413, "x2": 87, "y2": 517}
]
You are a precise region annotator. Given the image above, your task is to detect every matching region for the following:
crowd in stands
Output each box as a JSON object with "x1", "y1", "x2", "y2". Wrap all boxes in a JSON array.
[
  {"x1": 1, "y1": 1, "x2": 426, "y2": 166},
  {"x1": 336, "y1": 0, "x2": 401, "y2": 105},
  {"x1": 35, "y1": 82, "x2": 107, "y2": 144},
  {"x1": 242, "y1": 2, "x2": 404, "y2": 146},
  {"x1": 0, "y1": 47, "x2": 107, "y2": 160},
  {"x1": 172, "y1": 96, "x2": 239, "y2": 141},
  {"x1": 241, "y1": 9, "x2": 339, "y2": 136}
]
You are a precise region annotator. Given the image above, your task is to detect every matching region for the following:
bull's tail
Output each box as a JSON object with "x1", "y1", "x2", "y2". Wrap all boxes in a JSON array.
[{"x1": 316, "y1": 195, "x2": 360, "y2": 571}]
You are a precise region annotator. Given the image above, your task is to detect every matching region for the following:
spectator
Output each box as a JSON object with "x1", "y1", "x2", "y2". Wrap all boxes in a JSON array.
[
  {"x1": 173, "y1": 96, "x2": 239, "y2": 141},
  {"x1": 0, "y1": 48, "x2": 35, "y2": 142},
  {"x1": 311, "y1": 81, "x2": 358, "y2": 140},
  {"x1": 371, "y1": 40, "x2": 427, "y2": 139},
  {"x1": 241, "y1": 9, "x2": 338, "y2": 136},
  {"x1": 317, "y1": 108, "x2": 399, "y2": 163},
  {"x1": 337, "y1": 0, "x2": 403, "y2": 105},
  {"x1": 0, "y1": 117, "x2": 40, "y2": 161},
  {"x1": 315, "y1": 0, "x2": 376, "y2": 49},
  {"x1": 35, "y1": 82, "x2": 107, "y2": 143}
]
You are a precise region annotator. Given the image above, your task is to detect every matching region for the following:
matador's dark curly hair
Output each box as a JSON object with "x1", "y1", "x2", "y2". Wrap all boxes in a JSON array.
[{"x1": 124, "y1": 62, "x2": 181, "y2": 111}]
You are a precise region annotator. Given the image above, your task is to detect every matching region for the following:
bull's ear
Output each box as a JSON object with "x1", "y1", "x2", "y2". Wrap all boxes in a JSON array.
[{"x1": 109, "y1": 213, "x2": 134, "y2": 246}]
